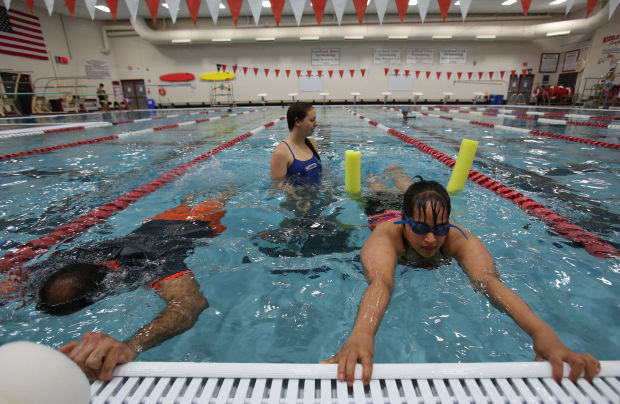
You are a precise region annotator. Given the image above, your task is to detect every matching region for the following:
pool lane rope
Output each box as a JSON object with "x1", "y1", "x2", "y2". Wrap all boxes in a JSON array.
[
  {"x1": 0, "y1": 109, "x2": 264, "y2": 160},
  {"x1": 384, "y1": 107, "x2": 619, "y2": 150},
  {"x1": 0, "y1": 116, "x2": 286, "y2": 273},
  {"x1": 343, "y1": 107, "x2": 618, "y2": 259}
]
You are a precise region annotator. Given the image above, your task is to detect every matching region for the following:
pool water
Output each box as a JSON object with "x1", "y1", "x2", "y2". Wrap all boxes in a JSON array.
[{"x1": 0, "y1": 106, "x2": 618, "y2": 366}]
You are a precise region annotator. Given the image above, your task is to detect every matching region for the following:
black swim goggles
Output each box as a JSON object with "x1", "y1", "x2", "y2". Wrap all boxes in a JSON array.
[{"x1": 394, "y1": 216, "x2": 468, "y2": 239}]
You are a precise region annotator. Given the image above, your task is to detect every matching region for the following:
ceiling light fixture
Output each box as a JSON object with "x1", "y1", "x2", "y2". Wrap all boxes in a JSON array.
[
  {"x1": 432, "y1": 35, "x2": 452, "y2": 40},
  {"x1": 476, "y1": 35, "x2": 496, "y2": 39},
  {"x1": 95, "y1": 5, "x2": 110, "y2": 12},
  {"x1": 219, "y1": 3, "x2": 226, "y2": 8},
  {"x1": 171, "y1": 39, "x2": 192, "y2": 44},
  {"x1": 256, "y1": 37, "x2": 276, "y2": 41},
  {"x1": 262, "y1": 1, "x2": 271, "y2": 7},
  {"x1": 212, "y1": 38, "x2": 232, "y2": 42},
  {"x1": 344, "y1": 35, "x2": 364, "y2": 40},
  {"x1": 388, "y1": 35, "x2": 408, "y2": 40},
  {"x1": 546, "y1": 30, "x2": 570, "y2": 37},
  {"x1": 549, "y1": 0, "x2": 566, "y2": 5},
  {"x1": 408, "y1": 0, "x2": 417, "y2": 5},
  {"x1": 161, "y1": 3, "x2": 169, "y2": 9},
  {"x1": 300, "y1": 36, "x2": 320, "y2": 41},
  {"x1": 501, "y1": 0, "x2": 517, "y2": 5}
]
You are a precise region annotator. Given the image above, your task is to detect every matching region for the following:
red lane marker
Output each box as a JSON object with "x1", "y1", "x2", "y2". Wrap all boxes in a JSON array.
[
  {"x1": 529, "y1": 130, "x2": 618, "y2": 149},
  {"x1": 43, "y1": 126, "x2": 86, "y2": 134},
  {"x1": 470, "y1": 121, "x2": 495, "y2": 128},
  {"x1": 0, "y1": 135, "x2": 119, "y2": 160},
  {"x1": 0, "y1": 117, "x2": 285, "y2": 273},
  {"x1": 153, "y1": 124, "x2": 179, "y2": 131}
]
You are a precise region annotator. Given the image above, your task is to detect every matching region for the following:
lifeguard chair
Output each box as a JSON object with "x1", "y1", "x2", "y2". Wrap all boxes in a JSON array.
[
  {"x1": 210, "y1": 82, "x2": 234, "y2": 106},
  {"x1": 31, "y1": 96, "x2": 50, "y2": 114},
  {"x1": 0, "y1": 96, "x2": 22, "y2": 116}
]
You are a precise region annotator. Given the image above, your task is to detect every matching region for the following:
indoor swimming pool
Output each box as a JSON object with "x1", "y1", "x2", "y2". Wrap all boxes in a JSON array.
[{"x1": 0, "y1": 105, "x2": 618, "y2": 369}]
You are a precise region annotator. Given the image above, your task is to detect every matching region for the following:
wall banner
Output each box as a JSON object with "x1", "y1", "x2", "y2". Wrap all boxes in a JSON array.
[
  {"x1": 311, "y1": 48, "x2": 340, "y2": 66},
  {"x1": 406, "y1": 48, "x2": 434, "y2": 64},
  {"x1": 439, "y1": 48, "x2": 467, "y2": 64},
  {"x1": 374, "y1": 48, "x2": 402, "y2": 64},
  {"x1": 84, "y1": 60, "x2": 110, "y2": 79}
]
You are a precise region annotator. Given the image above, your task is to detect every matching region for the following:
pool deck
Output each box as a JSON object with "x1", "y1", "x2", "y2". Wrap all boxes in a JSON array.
[{"x1": 91, "y1": 361, "x2": 620, "y2": 403}]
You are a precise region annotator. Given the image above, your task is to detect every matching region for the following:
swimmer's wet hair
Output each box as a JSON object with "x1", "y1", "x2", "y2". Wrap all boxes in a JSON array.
[
  {"x1": 402, "y1": 176, "x2": 451, "y2": 224},
  {"x1": 37, "y1": 263, "x2": 107, "y2": 316},
  {"x1": 287, "y1": 102, "x2": 313, "y2": 131}
]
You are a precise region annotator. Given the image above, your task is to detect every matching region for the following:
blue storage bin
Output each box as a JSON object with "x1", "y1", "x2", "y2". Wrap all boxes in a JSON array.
[{"x1": 147, "y1": 98, "x2": 156, "y2": 109}]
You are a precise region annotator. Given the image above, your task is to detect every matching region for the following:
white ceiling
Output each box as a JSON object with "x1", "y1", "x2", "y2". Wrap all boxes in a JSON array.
[{"x1": 36, "y1": 0, "x2": 596, "y2": 23}]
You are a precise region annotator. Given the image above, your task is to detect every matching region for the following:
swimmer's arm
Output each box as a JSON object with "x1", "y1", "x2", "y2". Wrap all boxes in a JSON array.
[
  {"x1": 270, "y1": 144, "x2": 291, "y2": 187},
  {"x1": 450, "y1": 229, "x2": 600, "y2": 382},
  {"x1": 322, "y1": 225, "x2": 399, "y2": 385},
  {"x1": 125, "y1": 273, "x2": 208, "y2": 354},
  {"x1": 60, "y1": 273, "x2": 208, "y2": 381}
]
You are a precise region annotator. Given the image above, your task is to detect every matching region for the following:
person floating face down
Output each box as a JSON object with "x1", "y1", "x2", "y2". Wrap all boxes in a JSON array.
[
  {"x1": 1, "y1": 190, "x2": 233, "y2": 381},
  {"x1": 321, "y1": 166, "x2": 600, "y2": 386}
]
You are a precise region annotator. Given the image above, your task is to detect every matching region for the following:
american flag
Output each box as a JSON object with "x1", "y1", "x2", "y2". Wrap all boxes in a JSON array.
[{"x1": 0, "y1": 6, "x2": 48, "y2": 61}]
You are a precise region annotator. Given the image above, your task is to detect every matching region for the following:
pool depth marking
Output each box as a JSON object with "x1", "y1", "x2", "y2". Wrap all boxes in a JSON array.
[
  {"x1": 343, "y1": 106, "x2": 618, "y2": 259},
  {"x1": 386, "y1": 107, "x2": 619, "y2": 150},
  {"x1": 0, "y1": 109, "x2": 265, "y2": 160},
  {"x1": 0, "y1": 116, "x2": 286, "y2": 273}
]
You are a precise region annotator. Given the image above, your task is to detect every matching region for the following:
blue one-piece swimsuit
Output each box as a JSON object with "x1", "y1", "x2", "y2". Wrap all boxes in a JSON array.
[{"x1": 282, "y1": 140, "x2": 322, "y2": 186}]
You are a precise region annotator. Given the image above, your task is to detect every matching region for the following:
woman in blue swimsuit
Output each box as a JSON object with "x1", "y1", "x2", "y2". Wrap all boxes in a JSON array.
[{"x1": 270, "y1": 102, "x2": 322, "y2": 188}]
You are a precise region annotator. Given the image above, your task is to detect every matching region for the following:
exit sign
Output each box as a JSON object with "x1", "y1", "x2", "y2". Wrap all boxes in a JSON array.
[{"x1": 55, "y1": 56, "x2": 69, "y2": 64}]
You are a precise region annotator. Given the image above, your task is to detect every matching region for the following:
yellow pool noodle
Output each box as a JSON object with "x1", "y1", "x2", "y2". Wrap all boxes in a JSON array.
[
  {"x1": 345, "y1": 150, "x2": 361, "y2": 194},
  {"x1": 446, "y1": 138, "x2": 478, "y2": 196}
]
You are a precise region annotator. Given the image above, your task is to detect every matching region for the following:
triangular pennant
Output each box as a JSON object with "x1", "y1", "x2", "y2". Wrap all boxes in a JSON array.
[
  {"x1": 270, "y1": 0, "x2": 286, "y2": 25},
  {"x1": 478, "y1": 72, "x2": 483, "y2": 79},
  {"x1": 500, "y1": 71, "x2": 505, "y2": 79},
  {"x1": 227, "y1": 0, "x2": 243, "y2": 25},
  {"x1": 447, "y1": 72, "x2": 452, "y2": 80},
  {"x1": 275, "y1": 69, "x2": 280, "y2": 77},
  {"x1": 296, "y1": 70, "x2": 302, "y2": 78},
  {"x1": 352, "y1": 0, "x2": 367, "y2": 23},
  {"x1": 489, "y1": 71, "x2": 494, "y2": 79},
  {"x1": 394, "y1": 69, "x2": 400, "y2": 76},
  {"x1": 307, "y1": 70, "x2": 312, "y2": 77},
  {"x1": 232, "y1": 65, "x2": 238, "y2": 74},
  {"x1": 522, "y1": 69, "x2": 527, "y2": 75},
  {"x1": 286, "y1": 69, "x2": 291, "y2": 77},
  {"x1": 375, "y1": 0, "x2": 389, "y2": 24},
  {"x1": 311, "y1": 0, "x2": 327, "y2": 24},
  {"x1": 264, "y1": 69, "x2": 270, "y2": 77},
  {"x1": 437, "y1": 0, "x2": 450, "y2": 21},
  {"x1": 384, "y1": 68, "x2": 390, "y2": 76},
  {"x1": 457, "y1": 72, "x2": 462, "y2": 79},
  {"x1": 254, "y1": 67, "x2": 259, "y2": 76},
  {"x1": 145, "y1": 0, "x2": 159, "y2": 22},
  {"x1": 105, "y1": 0, "x2": 118, "y2": 20},
  {"x1": 521, "y1": 0, "x2": 531, "y2": 16},
  {"x1": 64, "y1": 0, "x2": 76, "y2": 16},
  {"x1": 467, "y1": 72, "x2": 473, "y2": 79},
  {"x1": 436, "y1": 71, "x2": 441, "y2": 79},
  {"x1": 125, "y1": 0, "x2": 140, "y2": 21},
  {"x1": 395, "y1": 0, "x2": 408, "y2": 22},
  {"x1": 289, "y1": 0, "x2": 306, "y2": 25},
  {"x1": 331, "y1": 0, "x2": 347, "y2": 25},
  {"x1": 222, "y1": 65, "x2": 227, "y2": 71},
  {"x1": 415, "y1": 71, "x2": 420, "y2": 78},
  {"x1": 44, "y1": 0, "x2": 56, "y2": 15},
  {"x1": 350, "y1": 69, "x2": 355, "y2": 77},
  {"x1": 426, "y1": 71, "x2": 431, "y2": 79},
  {"x1": 361, "y1": 69, "x2": 366, "y2": 77},
  {"x1": 318, "y1": 70, "x2": 323, "y2": 77},
  {"x1": 418, "y1": 0, "x2": 431, "y2": 23},
  {"x1": 586, "y1": 0, "x2": 597, "y2": 16},
  {"x1": 328, "y1": 70, "x2": 334, "y2": 78},
  {"x1": 217, "y1": 64, "x2": 222, "y2": 72},
  {"x1": 248, "y1": 0, "x2": 263, "y2": 25},
  {"x1": 205, "y1": 0, "x2": 221, "y2": 24},
  {"x1": 610, "y1": 0, "x2": 619, "y2": 19},
  {"x1": 166, "y1": 0, "x2": 180, "y2": 23},
  {"x1": 404, "y1": 70, "x2": 410, "y2": 77},
  {"x1": 84, "y1": 0, "x2": 96, "y2": 19},
  {"x1": 25, "y1": 0, "x2": 34, "y2": 13},
  {"x1": 511, "y1": 70, "x2": 516, "y2": 77},
  {"x1": 186, "y1": 0, "x2": 200, "y2": 23},
  {"x1": 565, "y1": 0, "x2": 574, "y2": 15},
  {"x1": 459, "y1": 0, "x2": 471, "y2": 21},
  {"x1": 339, "y1": 70, "x2": 344, "y2": 78},
  {"x1": 243, "y1": 66, "x2": 248, "y2": 75},
  {"x1": 3, "y1": 0, "x2": 11, "y2": 10}
]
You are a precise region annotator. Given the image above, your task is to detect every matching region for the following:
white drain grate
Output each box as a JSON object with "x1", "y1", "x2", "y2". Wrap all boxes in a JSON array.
[{"x1": 91, "y1": 361, "x2": 620, "y2": 403}]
